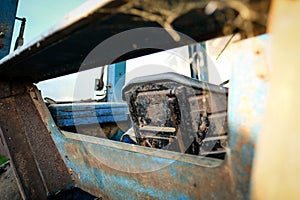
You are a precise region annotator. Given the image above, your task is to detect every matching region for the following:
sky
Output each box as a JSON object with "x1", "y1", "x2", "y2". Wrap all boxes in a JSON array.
[
  {"x1": 12, "y1": 0, "x2": 86, "y2": 47},
  {"x1": 11, "y1": 0, "x2": 91, "y2": 101}
]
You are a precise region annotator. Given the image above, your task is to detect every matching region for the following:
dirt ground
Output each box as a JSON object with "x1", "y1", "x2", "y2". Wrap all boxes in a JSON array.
[{"x1": 0, "y1": 163, "x2": 21, "y2": 200}]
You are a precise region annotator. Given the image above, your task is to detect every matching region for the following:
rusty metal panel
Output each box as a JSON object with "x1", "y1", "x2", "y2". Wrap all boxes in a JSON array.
[
  {"x1": 0, "y1": 91, "x2": 48, "y2": 199},
  {"x1": 0, "y1": 0, "x2": 270, "y2": 82},
  {"x1": 0, "y1": 83, "x2": 74, "y2": 199},
  {"x1": 0, "y1": 159, "x2": 21, "y2": 200}
]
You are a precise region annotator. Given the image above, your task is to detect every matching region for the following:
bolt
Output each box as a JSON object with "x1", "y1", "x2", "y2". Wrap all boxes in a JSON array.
[{"x1": 0, "y1": 32, "x2": 4, "y2": 49}]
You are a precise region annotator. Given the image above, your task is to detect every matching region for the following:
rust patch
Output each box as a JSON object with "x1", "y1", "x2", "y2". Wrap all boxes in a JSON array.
[
  {"x1": 233, "y1": 133, "x2": 252, "y2": 154},
  {"x1": 256, "y1": 65, "x2": 270, "y2": 81},
  {"x1": 252, "y1": 39, "x2": 271, "y2": 82},
  {"x1": 238, "y1": 125, "x2": 251, "y2": 134}
]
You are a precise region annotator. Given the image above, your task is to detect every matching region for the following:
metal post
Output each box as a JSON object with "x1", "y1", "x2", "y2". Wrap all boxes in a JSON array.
[
  {"x1": 228, "y1": 34, "x2": 271, "y2": 198},
  {"x1": 107, "y1": 61, "x2": 126, "y2": 102},
  {"x1": 0, "y1": 82, "x2": 73, "y2": 199},
  {"x1": 189, "y1": 43, "x2": 208, "y2": 82}
]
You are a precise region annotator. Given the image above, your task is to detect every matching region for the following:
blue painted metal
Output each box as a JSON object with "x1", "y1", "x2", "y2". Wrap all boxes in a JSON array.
[
  {"x1": 107, "y1": 62, "x2": 126, "y2": 102},
  {"x1": 228, "y1": 34, "x2": 270, "y2": 195},
  {"x1": 47, "y1": 115, "x2": 230, "y2": 199},
  {"x1": 199, "y1": 43, "x2": 208, "y2": 82},
  {"x1": 48, "y1": 102, "x2": 129, "y2": 127},
  {"x1": 55, "y1": 115, "x2": 128, "y2": 127},
  {"x1": 0, "y1": 0, "x2": 18, "y2": 59}
]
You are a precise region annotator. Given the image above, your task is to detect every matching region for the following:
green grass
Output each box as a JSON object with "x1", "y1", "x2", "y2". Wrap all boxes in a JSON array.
[{"x1": 0, "y1": 155, "x2": 8, "y2": 165}]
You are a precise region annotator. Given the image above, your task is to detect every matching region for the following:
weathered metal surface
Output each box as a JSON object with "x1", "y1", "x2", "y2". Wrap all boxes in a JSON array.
[
  {"x1": 0, "y1": 0, "x2": 18, "y2": 59},
  {"x1": 50, "y1": 128, "x2": 235, "y2": 199},
  {"x1": 0, "y1": 0, "x2": 270, "y2": 82},
  {"x1": 227, "y1": 34, "x2": 270, "y2": 197},
  {"x1": 62, "y1": 139, "x2": 230, "y2": 199},
  {"x1": 0, "y1": 161, "x2": 21, "y2": 200},
  {"x1": 17, "y1": 68, "x2": 266, "y2": 199},
  {"x1": 55, "y1": 114, "x2": 128, "y2": 127},
  {"x1": 0, "y1": 1, "x2": 273, "y2": 199},
  {"x1": 122, "y1": 72, "x2": 227, "y2": 157},
  {"x1": 68, "y1": 122, "x2": 131, "y2": 141},
  {"x1": 0, "y1": 82, "x2": 74, "y2": 199},
  {"x1": 48, "y1": 102, "x2": 129, "y2": 127},
  {"x1": 0, "y1": 36, "x2": 271, "y2": 199},
  {"x1": 44, "y1": 111, "x2": 244, "y2": 199}
]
